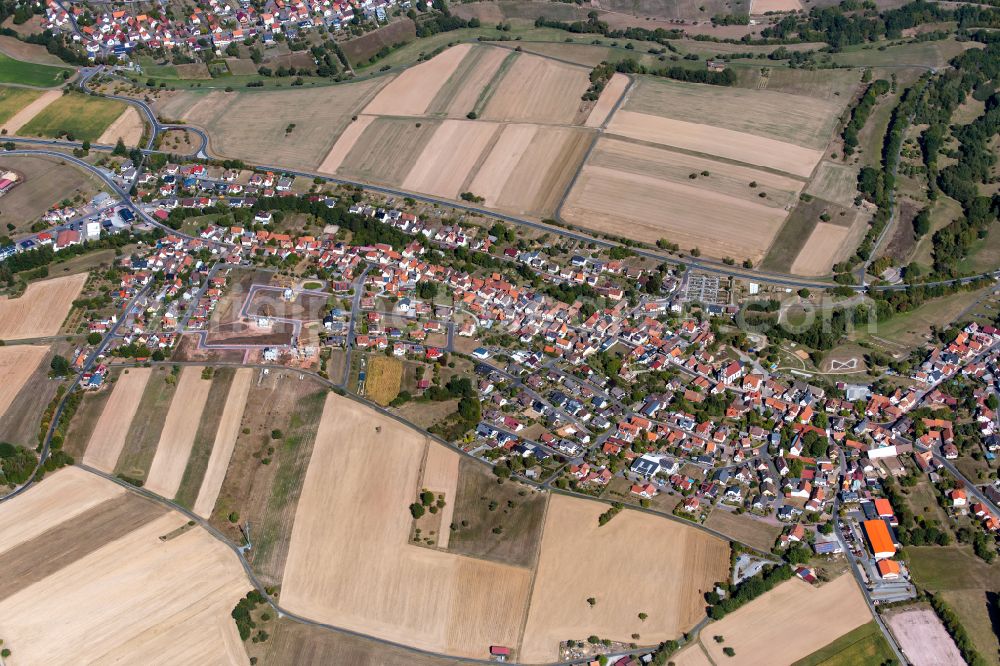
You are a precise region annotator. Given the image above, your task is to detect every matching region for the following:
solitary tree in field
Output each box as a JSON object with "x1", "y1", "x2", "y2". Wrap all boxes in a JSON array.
[
  {"x1": 638, "y1": 612, "x2": 648, "y2": 621},
  {"x1": 587, "y1": 597, "x2": 596, "y2": 608}
]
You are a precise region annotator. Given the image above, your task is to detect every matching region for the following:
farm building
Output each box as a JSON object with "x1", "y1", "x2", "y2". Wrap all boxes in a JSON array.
[{"x1": 862, "y1": 519, "x2": 896, "y2": 559}]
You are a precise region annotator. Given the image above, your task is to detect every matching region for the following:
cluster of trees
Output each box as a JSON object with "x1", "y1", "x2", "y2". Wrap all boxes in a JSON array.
[
  {"x1": 415, "y1": 0, "x2": 480, "y2": 38},
  {"x1": 533, "y1": 13, "x2": 682, "y2": 47},
  {"x1": 598, "y1": 502, "x2": 624, "y2": 526},
  {"x1": 230, "y1": 590, "x2": 267, "y2": 641},
  {"x1": 249, "y1": 196, "x2": 413, "y2": 249},
  {"x1": 542, "y1": 282, "x2": 598, "y2": 305},
  {"x1": 705, "y1": 564, "x2": 793, "y2": 619},
  {"x1": 0, "y1": 441, "x2": 71, "y2": 487},
  {"x1": 585, "y1": 57, "x2": 735, "y2": 90},
  {"x1": 843, "y1": 79, "x2": 890, "y2": 154}
]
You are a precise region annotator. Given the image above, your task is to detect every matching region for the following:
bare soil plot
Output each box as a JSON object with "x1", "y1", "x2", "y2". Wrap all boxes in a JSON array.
[
  {"x1": 254, "y1": 618, "x2": 471, "y2": 665},
  {"x1": 606, "y1": 109, "x2": 823, "y2": 177},
  {"x1": 585, "y1": 72, "x2": 630, "y2": 128},
  {"x1": 704, "y1": 508, "x2": 781, "y2": 552},
  {"x1": 0, "y1": 466, "x2": 124, "y2": 556},
  {"x1": 448, "y1": 457, "x2": 548, "y2": 568},
  {"x1": 281, "y1": 393, "x2": 534, "y2": 659},
  {"x1": 364, "y1": 44, "x2": 471, "y2": 116},
  {"x1": 420, "y1": 442, "x2": 460, "y2": 549},
  {"x1": 192, "y1": 368, "x2": 253, "y2": 517},
  {"x1": 519, "y1": 495, "x2": 729, "y2": 663},
  {"x1": 588, "y1": 137, "x2": 803, "y2": 210},
  {"x1": 176, "y1": 78, "x2": 388, "y2": 171},
  {"x1": 790, "y1": 221, "x2": 853, "y2": 276},
  {"x1": 624, "y1": 76, "x2": 844, "y2": 150},
  {"x1": 427, "y1": 44, "x2": 510, "y2": 117},
  {"x1": 144, "y1": 367, "x2": 213, "y2": 498},
  {"x1": 342, "y1": 19, "x2": 418, "y2": 66},
  {"x1": 752, "y1": 0, "x2": 802, "y2": 11},
  {"x1": 317, "y1": 114, "x2": 375, "y2": 175},
  {"x1": 885, "y1": 607, "x2": 964, "y2": 666},
  {"x1": 209, "y1": 371, "x2": 327, "y2": 585},
  {"x1": 806, "y1": 160, "x2": 861, "y2": 207},
  {"x1": 81, "y1": 368, "x2": 152, "y2": 473},
  {"x1": 403, "y1": 119, "x2": 499, "y2": 198},
  {"x1": 700, "y1": 575, "x2": 871, "y2": 665},
  {"x1": 562, "y1": 164, "x2": 787, "y2": 260},
  {"x1": 0, "y1": 155, "x2": 102, "y2": 235},
  {"x1": 481, "y1": 52, "x2": 591, "y2": 124},
  {"x1": 0, "y1": 89, "x2": 62, "y2": 135},
  {"x1": 0, "y1": 272, "x2": 86, "y2": 339},
  {"x1": 0, "y1": 508, "x2": 249, "y2": 664},
  {"x1": 0, "y1": 492, "x2": 166, "y2": 600},
  {"x1": 97, "y1": 106, "x2": 145, "y2": 146},
  {"x1": 338, "y1": 116, "x2": 441, "y2": 185},
  {"x1": 0, "y1": 344, "x2": 47, "y2": 418},
  {"x1": 0, "y1": 35, "x2": 67, "y2": 66},
  {"x1": 492, "y1": 126, "x2": 593, "y2": 218}
]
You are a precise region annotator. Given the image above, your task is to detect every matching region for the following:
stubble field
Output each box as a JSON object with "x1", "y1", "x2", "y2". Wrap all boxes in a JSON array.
[
  {"x1": 144, "y1": 366, "x2": 213, "y2": 498},
  {"x1": 81, "y1": 367, "x2": 153, "y2": 473},
  {"x1": 0, "y1": 468, "x2": 250, "y2": 664},
  {"x1": 0, "y1": 273, "x2": 87, "y2": 339},
  {"x1": 97, "y1": 106, "x2": 146, "y2": 147},
  {"x1": 0, "y1": 344, "x2": 47, "y2": 417},
  {"x1": 480, "y1": 51, "x2": 591, "y2": 124},
  {"x1": 518, "y1": 494, "x2": 729, "y2": 662}
]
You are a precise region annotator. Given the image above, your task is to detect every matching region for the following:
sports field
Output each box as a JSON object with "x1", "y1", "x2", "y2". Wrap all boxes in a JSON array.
[
  {"x1": 18, "y1": 92, "x2": 127, "y2": 142},
  {"x1": 0, "y1": 273, "x2": 87, "y2": 339}
]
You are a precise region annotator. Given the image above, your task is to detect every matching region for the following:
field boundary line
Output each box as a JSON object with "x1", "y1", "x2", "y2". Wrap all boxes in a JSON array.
[
  {"x1": 513, "y1": 491, "x2": 552, "y2": 657},
  {"x1": 471, "y1": 49, "x2": 518, "y2": 117}
]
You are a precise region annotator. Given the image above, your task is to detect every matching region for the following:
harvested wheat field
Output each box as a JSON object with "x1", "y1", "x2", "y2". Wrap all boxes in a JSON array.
[
  {"x1": 427, "y1": 45, "x2": 511, "y2": 117},
  {"x1": 585, "y1": 73, "x2": 630, "y2": 128},
  {"x1": 336, "y1": 117, "x2": 441, "y2": 185},
  {"x1": 144, "y1": 367, "x2": 213, "y2": 498},
  {"x1": 698, "y1": 575, "x2": 871, "y2": 665},
  {"x1": 519, "y1": 494, "x2": 729, "y2": 663},
  {"x1": 193, "y1": 368, "x2": 253, "y2": 518},
  {"x1": 805, "y1": 160, "x2": 861, "y2": 208},
  {"x1": 0, "y1": 272, "x2": 87, "y2": 339},
  {"x1": 81, "y1": 368, "x2": 152, "y2": 473},
  {"x1": 174, "y1": 78, "x2": 389, "y2": 171},
  {"x1": 0, "y1": 490, "x2": 250, "y2": 665},
  {"x1": 481, "y1": 52, "x2": 591, "y2": 124},
  {"x1": 467, "y1": 123, "x2": 538, "y2": 205},
  {"x1": 317, "y1": 114, "x2": 375, "y2": 175},
  {"x1": 624, "y1": 77, "x2": 844, "y2": 150},
  {"x1": 562, "y1": 164, "x2": 787, "y2": 260},
  {"x1": 0, "y1": 344, "x2": 47, "y2": 417},
  {"x1": 0, "y1": 466, "x2": 123, "y2": 557},
  {"x1": 364, "y1": 44, "x2": 471, "y2": 116},
  {"x1": 588, "y1": 137, "x2": 803, "y2": 210},
  {"x1": 420, "y1": 442, "x2": 460, "y2": 549},
  {"x1": 789, "y1": 221, "x2": 852, "y2": 276},
  {"x1": 885, "y1": 607, "x2": 964, "y2": 666},
  {"x1": 97, "y1": 106, "x2": 145, "y2": 146},
  {"x1": 0, "y1": 87, "x2": 59, "y2": 134},
  {"x1": 365, "y1": 355, "x2": 403, "y2": 406},
  {"x1": 403, "y1": 119, "x2": 498, "y2": 199},
  {"x1": 606, "y1": 110, "x2": 822, "y2": 178},
  {"x1": 281, "y1": 393, "x2": 534, "y2": 659}
]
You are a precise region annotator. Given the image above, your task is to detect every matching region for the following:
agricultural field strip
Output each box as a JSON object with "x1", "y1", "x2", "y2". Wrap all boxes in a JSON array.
[
  {"x1": 0, "y1": 345, "x2": 48, "y2": 418},
  {"x1": 0, "y1": 272, "x2": 88, "y2": 339},
  {"x1": 144, "y1": 367, "x2": 214, "y2": 499},
  {"x1": 193, "y1": 367, "x2": 254, "y2": 518},
  {"x1": 0, "y1": 88, "x2": 58, "y2": 134},
  {"x1": 426, "y1": 44, "x2": 509, "y2": 117},
  {"x1": 81, "y1": 368, "x2": 153, "y2": 473},
  {"x1": 420, "y1": 441, "x2": 460, "y2": 550},
  {"x1": 363, "y1": 43, "x2": 471, "y2": 116},
  {"x1": 0, "y1": 466, "x2": 124, "y2": 557},
  {"x1": 402, "y1": 119, "x2": 499, "y2": 199}
]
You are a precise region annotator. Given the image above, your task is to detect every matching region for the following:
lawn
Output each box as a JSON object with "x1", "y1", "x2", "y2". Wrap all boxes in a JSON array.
[
  {"x1": 792, "y1": 622, "x2": 895, "y2": 666},
  {"x1": 0, "y1": 85, "x2": 41, "y2": 123},
  {"x1": 0, "y1": 51, "x2": 71, "y2": 87},
  {"x1": 19, "y1": 92, "x2": 126, "y2": 142}
]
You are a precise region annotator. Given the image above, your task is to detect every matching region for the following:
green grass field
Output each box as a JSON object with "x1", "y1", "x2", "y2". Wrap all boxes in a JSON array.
[
  {"x1": 792, "y1": 622, "x2": 895, "y2": 666},
  {"x1": 830, "y1": 37, "x2": 971, "y2": 69},
  {"x1": 19, "y1": 92, "x2": 125, "y2": 141},
  {"x1": 0, "y1": 85, "x2": 41, "y2": 123},
  {"x1": 0, "y1": 52, "x2": 71, "y2": 87}
]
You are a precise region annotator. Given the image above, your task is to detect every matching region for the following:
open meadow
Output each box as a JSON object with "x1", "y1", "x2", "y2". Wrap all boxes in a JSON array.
[
  {"x1": 0, "y1": 272, "x2": 87, "y2": 339},
  {"x1": 0, "y1": 87, "x2": 59, "y2": 134},
  {"x1": 519, "y1": 494, "x2": 729, "y2": 662},
  {"x1": 18, "y1": 92, "x2": 127, "y2": 142},
  {"x1": 0, "y1": 86, "x2": 42, "y2": 124},
  {"x1": 0, "y1": 467, "x2": 250, "y2": 664},
  {"x1": 0, "y1": 154, "x2": 104, "y2": 234},
  {"x1": 0, "y1": 51, "x2": 71, "y2": 86}
]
